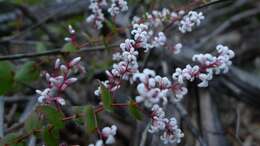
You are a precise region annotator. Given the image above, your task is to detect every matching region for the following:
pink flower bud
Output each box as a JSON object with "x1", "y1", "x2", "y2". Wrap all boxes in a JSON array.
[
  {"x1": 60, "y1": 84, "x2": 68, "y2": 91},
  {"x1": 66, "y1": 77, "x2": 78, "y2": 85},
  {"x1": 69, "y1": 57, "x2": 81, "y2": 67},
  {"x1": 60, "y1": 65, "x2": 68, "y2": 73},
  {"x1": 45, "y1": 73, "x2": 50, "y2": 80},
  {"x1": 68, "y1": 25, "x2": 75, "y2": 34},
  {"x1": 55, "y1": 58, "x2": 61, "y2": 69}
]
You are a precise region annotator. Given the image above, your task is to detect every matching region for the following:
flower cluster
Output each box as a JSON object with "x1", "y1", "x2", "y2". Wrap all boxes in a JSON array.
[
  {"x1": 168, "y1": 43, "x2": 183, "y2": 54},
  {"x1": 95, "y1": 23, "x2": 152, "y2": 96},
  {"x1": 172, "y1": 44, "x2": 235, "y2": 87},
  {"x1": 36, "y1": 57, "x2": 85, "y2": 105},
  {"x1": 131, "y1": 24, "x2": 168, "y2": 51},
  {"x1": 132, "y1": 9, "x2": 205, "y2": 34},
  {"x1": 88, "y1": 125, "x2": 117, "y2": 146},
  {"x1": 87, "y1": 0, "x2": 128, "y2": 29},
  {"x1": 149, "y1": 104, "x2": 184, "y2": 144},
  {"x1": 90, "y1": 4, "x2": 233, "y2": 144},
  {"x1": 131, "y1": 9, "x2": 206, "y2": 54},
  {"x1": 108, "y1": 0, "x2": 128, "y2": 16},
  {"x1": 178, "y1": 11, "x2": 205, "y2": 33},
  {"x1": 152, "y1": 32, "x2": 167, "y2": 48},
  {"x1": 95, "y1": 39, "x2": 139, "y2": 96},
  {"x1": 133, "y1": 69, "x2": 171, "y2": 107},
  {"x1": 86, "y1": 0, "x2": 106, "y2": 29},
  {"x1": 132, "y1": 8, "x2": 181, "y2": 28}
]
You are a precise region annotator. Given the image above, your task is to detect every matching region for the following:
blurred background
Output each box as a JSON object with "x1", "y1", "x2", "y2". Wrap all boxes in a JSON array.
[{"x1": 0, "y1": 0, "x2": 260, "y2": 146}]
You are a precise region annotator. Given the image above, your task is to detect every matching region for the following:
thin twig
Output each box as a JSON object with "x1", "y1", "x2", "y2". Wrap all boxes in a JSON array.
[
  {"x1": 191, "y1": 8, "x2": 260, "y2": 51},
  {"x1": 0, "y1": 44, "x2": 118, "y2": 61},
  {"x1": 0, "y1": 96, "x2": 4, "y2": 138},
  {"x1": 193, "y1": 0, "x2": 233, "y2": 10},
  {"x1": 0, "y1": 0, "x2": 84, "y2": 44}
]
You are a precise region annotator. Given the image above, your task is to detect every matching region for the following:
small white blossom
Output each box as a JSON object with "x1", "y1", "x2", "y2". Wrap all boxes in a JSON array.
[
  {"x1": 152, "y1": 32, "x2": 167, "y2": 48},
  {"x1": 173, "y1": 43, "x2": 182, "y2": 54},
  {"x1": 108, "y1": 0, "x2": 128, "y2": 16},
  {"x1": 88, "y1": 140, "x2": 103, "y2": 146},
  {"x1": 178, "y1": 11, "x2": 204, "y2": 33},
  {"x1": 36, "y1": 57, "x2": 83, "y2": 105},
  {"x1": 69, "y1": 57, "x2": 81, "y2": 67},
  {"x1": 149, "y1": 105, "x2": 184, "y2": 144},
  {"x1": 160, "y1": 118, "x2": 184, "y2": 144},
  {"x1": 86, "y1": 0, "x2": 105, "y2": 29},
  {"x1": 102, "y1": 125, "x2": 117, "y2": 144},
  {"x1": 133, "y1": 69, "x2": 170, "y2": 107}
]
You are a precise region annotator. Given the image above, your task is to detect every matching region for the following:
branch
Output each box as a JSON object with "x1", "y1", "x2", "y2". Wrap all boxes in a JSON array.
[
  {"x1": 0, "y1": 96, "x2": 4, "y2": 138},
  {"x1": 193, "y1": 0, "x2": 233, "y2": 10},
  {"x1": 0, "y1": 44, "x2": 118, "y2": 61},
  {"x1": 174, "y1": 102, "x2": 208, "y2": 146},
  {"x1": 191, "y1": 8, "x2": 260, "y2": 50},
  {"x1": 199, "y1": 91, "x2": 229, "y2": 146}
]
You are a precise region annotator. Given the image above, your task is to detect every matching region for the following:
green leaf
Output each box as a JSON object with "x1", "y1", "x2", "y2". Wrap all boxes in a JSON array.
[
  {"x1": 38, "y1": 105, "x2": 65, "y2": 129},
  {"x1": 0, "y1": 61, "x2": 14, "y2": 95},
  {"x1": 42, "y1": 127, "x2": 59, "y2": 146},
  {"x1": 100, "y1": 83, "x2": 113, "y2": 112},
  {"x1": 62, "y1": 43, "x2": 78, "y2": 52},
  {"x1": 84, "y1": 105, "x2": 97, "y2": 133},
  {"x1": 15, "y1": 61, "x2": 40, "y2": 84},
  {"x1": 25, "y1": 112, "x2": 42, "y2": 134},
  {"x1": 0, "y1": 133, "x2": 26, "y2": 146},
  {"x1": 128, "y1": 100, "x2": 143, "y2": 120}
]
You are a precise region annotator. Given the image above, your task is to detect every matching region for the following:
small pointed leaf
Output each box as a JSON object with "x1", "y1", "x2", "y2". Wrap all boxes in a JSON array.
[
  {"x1": 0, "y1": 61, "x2": 14, "y2": 95},
  {"x1": 15, "y1": 61, "x2": 40, "y2": 84},
  {"x1": 38, "y1": 105, "x2": 64, "y2": 129},
  {"x1": 42, "y1": 127, "x2": 59, "y2": 146},
  {"x1": 128, "y1": 100, "x2": 143, "y2": 120},
  {"x1": 0, "y1": 133, "x2": 26, "y2": 146},
  {"x1": 84, "y1": 105, "x2": 97, "y2": 133},
  {"x1": 25, "y1": 112, "x2": 42, "y2": 133},
  {"x1": 100, "y1": 83, "x2": 113, "y2": 112},
  {"x1": 63, "y1": 42, "x2": 78, "y2": 52}
]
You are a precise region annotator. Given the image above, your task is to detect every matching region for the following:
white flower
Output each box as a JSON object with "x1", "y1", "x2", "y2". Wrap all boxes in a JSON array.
[
  {"x1": 88, "y1": 140, "x2": 103, "y2": 146},
  {"x1": 131, "y1": 24, "x2": 153, "y2": 51},
  {"x1": 152, "y1": 32, "x2": 167, "y2": 48},
  {"x1": 108, "y1": 0, "x2": 128, "y2": 16},
  {"x1": 160, "y1": 117, "x2": 184, "y2": 144},
  {"x1": 55, "y1": 58, "x2": 61, "y2": 69},
  {"x1": 171, "y1": 83, "x2": 188, "y2": 102},
  {"x1": 112, "y1": 52, "x2": 122, "y2": 61},
  {"x1": 178, "y1": 11, "x2": 204, "y2": 33},
  {"x1": 148, "y1": 105, "x2": 184, "y2": 144},
  {"x1": 56, "y1": 97, "x2": 66, "y2": 105},
  {"x1": 86, "y1": 0, "x2": 105, "y2": 29},
  {"x1": 65, "y1": 77, "x2": 78, "y2": 85},
  {"x1": 69, "y1": 57, "x2": 81, "y2": 67},
  {"x1": 172, "y1": 68, "x2": 184, "y2": 84},
  {"x1": 182, "y1": 65, "x2": 200, "y2": 81},
  {"x1": 143, "y1": 68, "x2": 155, "y2": 77},
  {"x1": 134, "y1": 69, "x2": 171, "y2": 107},
  {"x1": 173, "y1": 43, "x2": 182, "y2": 54},
  {"x1": 149, "y1": 104, "x2": 167, "y2": 133},
  {"x1": 102, "y1": 125, "x2": 117, "y2": 144},
  {"x1": 68, "y1": 25, "x2": 75, "y2": 34}
]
